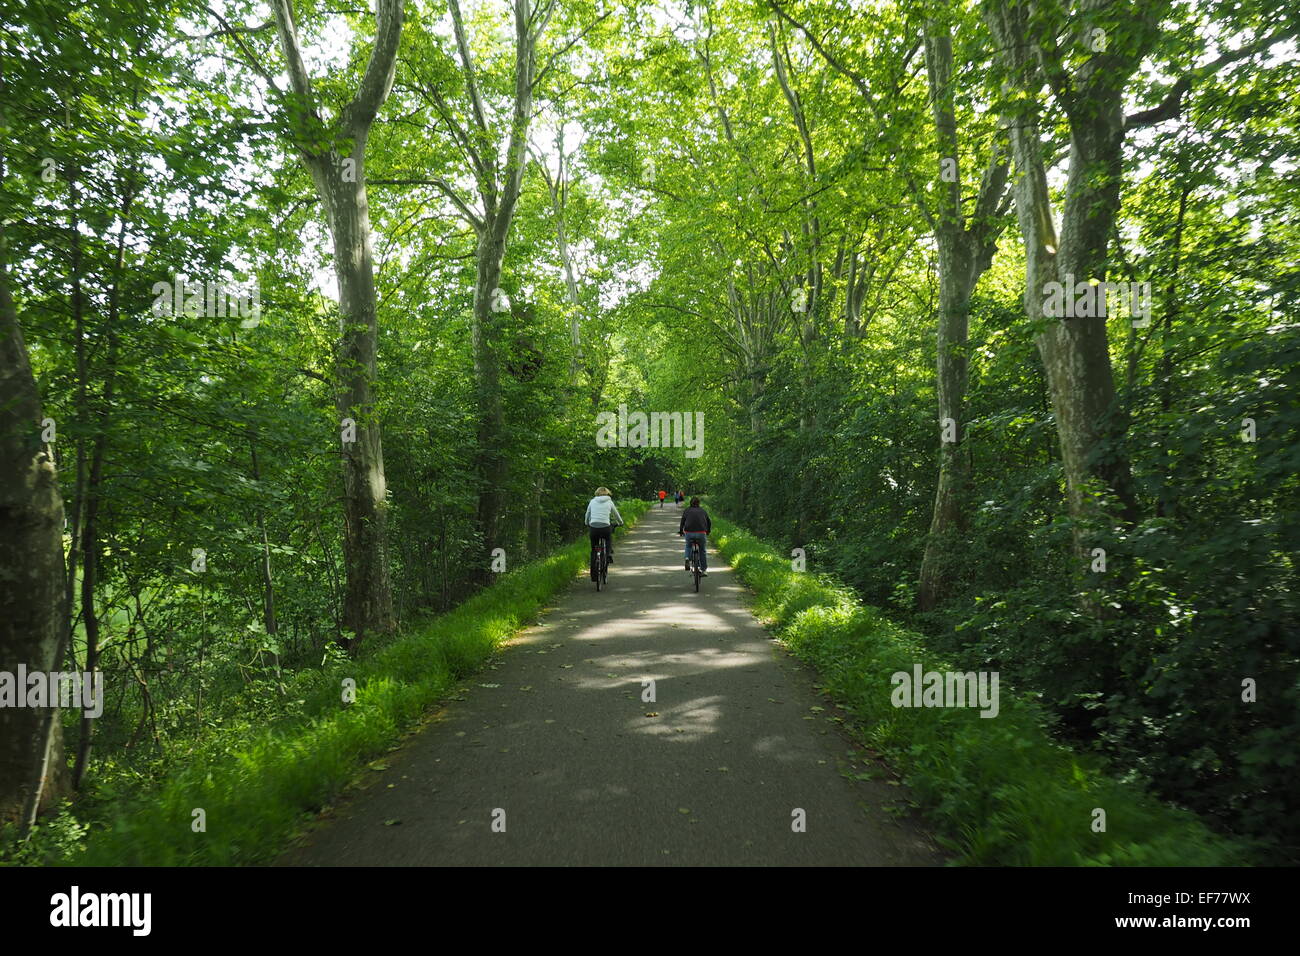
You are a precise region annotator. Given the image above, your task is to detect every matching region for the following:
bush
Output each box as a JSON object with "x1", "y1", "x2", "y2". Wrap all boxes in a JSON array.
[
  {"x1": 713, "y1": 515, "x2": 1247, "y2": 866},
  {"x1": 8, "y1": 501, "x2": 649, "y2": 866}
]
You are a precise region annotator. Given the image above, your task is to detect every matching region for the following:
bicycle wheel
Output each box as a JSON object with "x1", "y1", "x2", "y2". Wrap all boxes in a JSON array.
[
  {"x1": 693, "y1": 542, "x2": 701, "y2": 592},
  {"x1": 595, "y1": 544, "x2": 604, "y2": 591}
]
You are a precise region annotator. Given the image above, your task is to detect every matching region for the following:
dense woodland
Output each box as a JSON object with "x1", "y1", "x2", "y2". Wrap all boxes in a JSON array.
[{"x1": 1, "y1": 0, "x2": 1297, "y2": 863}]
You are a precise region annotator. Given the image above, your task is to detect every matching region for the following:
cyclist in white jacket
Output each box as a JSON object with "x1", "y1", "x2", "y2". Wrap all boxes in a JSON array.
[{"x1": 585, "y1": 486, "x2": 624, "y2": 577}]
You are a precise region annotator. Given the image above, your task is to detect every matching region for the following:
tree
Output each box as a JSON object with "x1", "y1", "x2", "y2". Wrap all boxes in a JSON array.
[
  {"x1": 915, "y1": 16, "x2": 1009, "y2": 611},
  {"x1": 266, "y1": 0, "x2": 405, "y2": 646},
  {"x1": 768, "y1": 1, "x2": 1011, "y2": 605},
  {"x1": 0, "y1": 224, "x2": 71, "y2": 828},
  {"x1": 423, "y1": 0, "x2": 557, "y2": 570}
]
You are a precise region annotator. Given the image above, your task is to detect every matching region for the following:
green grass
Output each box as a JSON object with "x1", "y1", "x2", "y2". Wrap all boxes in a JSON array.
[
  {"x1": 17, "y1": 501, "x2": 649, "y2": 867},
  {"x1": 712, "y1": 515, "x2": 1247, "y2": 866}
]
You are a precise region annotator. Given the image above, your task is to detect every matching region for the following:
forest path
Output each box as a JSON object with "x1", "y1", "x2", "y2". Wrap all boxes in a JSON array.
[{"x1": 278, "y1": 503, "x2": 942, "y2": 866}]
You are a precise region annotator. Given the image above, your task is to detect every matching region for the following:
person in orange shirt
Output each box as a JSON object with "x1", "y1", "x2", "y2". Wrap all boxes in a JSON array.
[{"x1": 658, "y1": 489, "x2": 666, "y2": 508}]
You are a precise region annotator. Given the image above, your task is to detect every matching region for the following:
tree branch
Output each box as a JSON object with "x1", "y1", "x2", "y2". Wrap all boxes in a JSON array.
[
  {"x1": 344, "y1": 0, "x2": 405, "y2": 136},
  {"x1": 1124, "y1": 23, "x2": 1300, "y2": 130},
  {"x1": 370, "y1": 177, "x2": 484, "y2": 232},
  {"x1": 448, "y1": 0, "x2": 493, "y2": 139}
]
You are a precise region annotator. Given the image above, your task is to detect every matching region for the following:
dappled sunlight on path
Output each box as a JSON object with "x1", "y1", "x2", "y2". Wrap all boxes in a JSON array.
[{"x1": 279, "y1": 506, "x2": 942, "y2": 866}]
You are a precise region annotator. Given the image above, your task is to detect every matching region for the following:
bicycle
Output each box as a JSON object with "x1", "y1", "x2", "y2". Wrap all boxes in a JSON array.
[
  {"x1": 593, "y1": 535, "x2": 608, "y2": 590},
  {"x1": 591, "y1": 522, "x2": 620, "y2": 591},
  {"x1": 682, "y1": 533, "x2": 706, "y2": 592}
]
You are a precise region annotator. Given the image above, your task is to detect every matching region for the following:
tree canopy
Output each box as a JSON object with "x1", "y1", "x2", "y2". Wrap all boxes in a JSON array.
[{"x1": 1, "y1": 0, "x2": 1297, "y2": 863}]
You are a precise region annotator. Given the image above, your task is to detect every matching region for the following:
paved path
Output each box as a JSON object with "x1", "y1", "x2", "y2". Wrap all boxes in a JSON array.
[{"x1": 278, "y1": 504, "x2": 942, "y2": 866}]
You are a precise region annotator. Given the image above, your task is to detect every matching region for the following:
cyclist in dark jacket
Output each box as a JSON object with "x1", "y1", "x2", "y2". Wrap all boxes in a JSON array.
[{"x1": 678, "y1": 497, "x2": 711, "y2": 574}]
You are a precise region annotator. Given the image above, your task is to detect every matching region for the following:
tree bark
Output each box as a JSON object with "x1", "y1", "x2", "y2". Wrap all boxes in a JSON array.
[
  {"x1": 471, "y1": 229, "x2": 509, "y2": 563},
  {"x1": 318, "y1": 161, "x2": 396, "y2": 643},
  {"x1": 917, "y1": 19, "x2": 1009, "y2": 612},
  {"x1": 985, "y1": 0, "x2": 1147, "y2": 574},
  {"x1": 443, "y1": 0, "x2": 550, "y2": 571},
  {"x1": 249, "y1": 438, "x2": 280, "y2": 679},
  {"x1": 72, "y1": 155, "x2": 136, "y2": 791},
  {"x1": 0, "y1": 224, "x2": 72, "y2": 827},
  {"x1": 63, "y1": 166, "x2": 87, "y2": 669},
  {"x1": 271, "y1": 0, "x2": 403, "y2": 647}
]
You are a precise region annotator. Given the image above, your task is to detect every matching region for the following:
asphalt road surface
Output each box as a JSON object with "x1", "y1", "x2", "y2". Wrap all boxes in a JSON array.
[{"x1": 278, "y1": 504, "x2": 943, "y2": 866}]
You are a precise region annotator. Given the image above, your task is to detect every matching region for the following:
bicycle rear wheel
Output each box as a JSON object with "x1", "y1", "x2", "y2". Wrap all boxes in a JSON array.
[{"x1": 693, "y1": 542, "x2": 701, "y2": 592}]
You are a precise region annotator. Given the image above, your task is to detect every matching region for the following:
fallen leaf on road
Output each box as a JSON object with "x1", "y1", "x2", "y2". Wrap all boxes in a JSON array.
[
  {"x1": 644, "y1": 712, "x2": 659, "y2": 717},
  {"x1": 383, "y1": 819, "x2": 401, "y2": 826},
  {"x1": 479, "y1": 683, "x2": 500, "y2": 688},
  {"x1": 678, "y1": 808, "x2": 690, "y2": 814}
]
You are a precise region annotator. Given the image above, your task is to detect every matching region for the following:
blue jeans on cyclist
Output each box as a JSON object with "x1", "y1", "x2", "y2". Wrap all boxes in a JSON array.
[{"x1": 683, "y1": 532, "x2": 708, "y2": 571}]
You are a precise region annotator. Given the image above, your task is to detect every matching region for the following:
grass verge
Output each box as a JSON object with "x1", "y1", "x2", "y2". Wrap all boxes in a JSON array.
[
  {"x1": 14, "y1": 501, "x2": 648, "y2": 866},
  {"x1": 712, "y1": 515, "x2": 1247, "y2": 866}
]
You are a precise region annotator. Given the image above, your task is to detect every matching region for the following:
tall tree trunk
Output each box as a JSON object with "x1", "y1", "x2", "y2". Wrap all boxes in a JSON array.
[
  {"x1": 985, "y1": 0, "x2": 1147, "y2": 575},
  {"x1": 249, "y1": 439, "x2": 280, "y2": 679},
  {"x1": 471, "y1": 231, "x2": 509, "y2": 566},
  {"x1": 272, "y1": 0, "x2": 403, "y2": 648},
  {"x1": 442, "y1": 0, "x2": 548, "y2": 574},
  {"x1": 72, "y1": 155, "x2": 136, "y2": 790},
  {"x1": 0, "y1": 225, "x2": 72, "y2": 827},
  {"x1": 917, "y1": 240, "x2": 974, "y2": 610},
  {"x1": 63, "y1": 167, "x2": 87, "y2": 667},
  {"x1": 527, "y1": 473, "x2": 544, "y2": 557},
  {"x1": 315, "y1": 163, "x2": 395, "y2": 643},
  {"x1": 917, "y1": 20, "x2": 1009, "y2": 612},
  {"x1": 535, "y1": 129, "x2": 584, "y2": 383},
  {"x1": 73, "y1": 425, "x2": 108, "y2": 790},
  {"x1": 1155, "y1": 178, "x2": 1189, "y2": 519}
]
